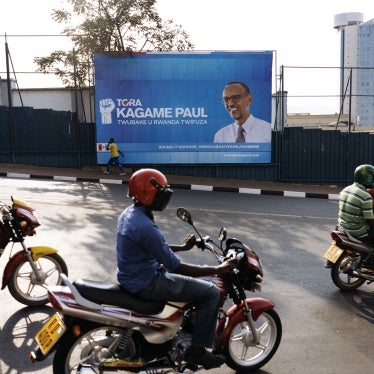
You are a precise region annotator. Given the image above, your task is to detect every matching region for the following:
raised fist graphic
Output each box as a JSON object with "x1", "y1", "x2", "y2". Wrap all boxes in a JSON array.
[{"x1": 99, "y1": 98, "x2": 115, "y2": 124}]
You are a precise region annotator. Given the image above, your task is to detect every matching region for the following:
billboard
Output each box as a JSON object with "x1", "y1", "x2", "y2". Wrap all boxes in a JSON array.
[{"x1": 95, "y1": 51, "x2": 273, "y2": 164}]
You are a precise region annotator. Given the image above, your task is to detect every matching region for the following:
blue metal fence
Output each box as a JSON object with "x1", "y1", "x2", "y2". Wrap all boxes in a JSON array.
[
  {"x1": 0, "y1": 105, "x2": 96, "y2": 167},
  {"x1": 1, "y1": 106, "x2": 374, "y2": 185}
]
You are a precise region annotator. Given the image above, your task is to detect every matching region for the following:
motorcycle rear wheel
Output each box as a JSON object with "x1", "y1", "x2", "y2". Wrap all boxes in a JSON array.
[
  {"x1": 224, "y1": 308, "x2": 282, "y2": 372},
  {"x1": 53, "y1": 323, "x2": 137, "y2": 374},
  {"x1": 331, "y1": 253, "x2": 366, "y2": 291},
  {"x1": 8, "y1": 253, "x2": 68, "y2": 306}
]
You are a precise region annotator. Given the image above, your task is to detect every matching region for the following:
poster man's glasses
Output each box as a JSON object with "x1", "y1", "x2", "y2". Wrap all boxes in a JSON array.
[{"x1": 221, "y1": 93, "x2": 248, "y2": 104}]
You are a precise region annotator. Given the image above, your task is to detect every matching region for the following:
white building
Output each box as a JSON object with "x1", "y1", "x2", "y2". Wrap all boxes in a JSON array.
[
  {"x1": 0, "y1": 78, "x2": 94, "y2": 123},
  {"x1": 358, "y1": 18, "x2": 374, "y2": 126},
  {"x1": 334, "y1": 12, "x2": 374, "y2": 126}
]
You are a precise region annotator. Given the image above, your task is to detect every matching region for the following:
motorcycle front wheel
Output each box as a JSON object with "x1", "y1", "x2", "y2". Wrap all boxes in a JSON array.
[
  {"x1": 331, "y1": 252, "x2": 366, "y2": 291},
  {"x1": 224, "y1": 308, "x2": 282, "y2": 372},
  {"x1": 53, "y1": 323, "x2": 137, "y2": 374},
  {"x1": 8, "y1": 253, "x2": 68, "y2": 306}
]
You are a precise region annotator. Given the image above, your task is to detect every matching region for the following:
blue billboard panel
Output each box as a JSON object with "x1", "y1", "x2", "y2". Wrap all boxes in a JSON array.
[{"x1": 94, "y1": 51, "x2": 273, "y2": 164}]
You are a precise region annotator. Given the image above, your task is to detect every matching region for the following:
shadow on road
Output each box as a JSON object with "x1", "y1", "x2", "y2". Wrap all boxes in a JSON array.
[
  {"x1": 0, "y1": 306, "x2": 55, "y2": 372},
  {"x1": 339, "y1": 289, "x2": 374, "y2": 324}
]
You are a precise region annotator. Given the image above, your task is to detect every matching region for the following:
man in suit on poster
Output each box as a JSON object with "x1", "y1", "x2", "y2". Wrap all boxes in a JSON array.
[{"x1": 214, "y1": 81, "x2": 271, "y2": 143}]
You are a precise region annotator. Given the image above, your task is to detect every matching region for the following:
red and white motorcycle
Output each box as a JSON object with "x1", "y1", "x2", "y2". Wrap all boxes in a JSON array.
[
  {"x1": 30, "y1": 207, "x2": 282, "y2": 373},
  {"x1": 0, "y1": 196, "x2": 68, "y2": 306}
]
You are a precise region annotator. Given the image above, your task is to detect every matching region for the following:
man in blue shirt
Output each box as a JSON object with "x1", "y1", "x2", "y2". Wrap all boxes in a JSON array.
[{"x1": 116, "y1": 168, "x2": 237, "y2": 369}]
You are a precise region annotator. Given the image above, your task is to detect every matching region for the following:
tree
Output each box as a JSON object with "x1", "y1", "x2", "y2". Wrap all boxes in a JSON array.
[{"x1": 34, "y1": 0, "x2": 194, "y2": 87}]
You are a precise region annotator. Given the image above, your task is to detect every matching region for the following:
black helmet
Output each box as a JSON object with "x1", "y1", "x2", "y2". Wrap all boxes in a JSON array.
[{"x1": 354, "y1": 164, "x2": 374, "y2": 187}]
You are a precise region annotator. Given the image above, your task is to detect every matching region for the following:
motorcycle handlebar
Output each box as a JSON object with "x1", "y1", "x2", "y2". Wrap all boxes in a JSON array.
[
  {"x1": 195, "y1": 237, "x2": 241, "y2": 260},
  {"x1": 195, "y1": 236, "x2": 214, "y2": 251},
  {"x1": 195, "y1": 236, "x2": 230, "y2": 265},
  {"x1": 204, "y1": 241, "x2": 214, "y2": 251}
]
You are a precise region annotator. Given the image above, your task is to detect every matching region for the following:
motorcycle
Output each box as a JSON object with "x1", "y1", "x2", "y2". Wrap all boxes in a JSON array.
[
  {"x1": 323, "y1": 226, "x2": 374, "y2": 290},
  {"x1": 0, "y1": 195, "x2": 68, "y2": 306},
  {"x1": 30, "y1": 207, "x2": 282, "y2": 373}
]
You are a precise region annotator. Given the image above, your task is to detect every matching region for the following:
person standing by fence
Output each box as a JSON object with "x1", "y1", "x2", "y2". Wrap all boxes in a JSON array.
[{"x1": 105, "y1": 138, "x2": 126, "y2": 175}]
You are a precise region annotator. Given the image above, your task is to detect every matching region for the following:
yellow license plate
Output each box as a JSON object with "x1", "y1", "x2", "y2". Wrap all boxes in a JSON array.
[
  {"x1": 323, "y1": 243, "x2": 344, "y2": 263},
  {"x1": 35, "y1": 313, "x2": 66, "y2": 355}
]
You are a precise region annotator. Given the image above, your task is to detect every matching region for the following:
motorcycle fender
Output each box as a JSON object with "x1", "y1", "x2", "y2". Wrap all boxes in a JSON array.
[
  {"x1": 29, "y1": 245, "x2": 59, "y2": 261},
  {"x1": 2, "y1": 250, "x2": 26, "y2": 289},
  {"x1": 1, "y1": 246, "x2": 58, "y2": 289},
  {"x1": 215, "y1": 297, "x2": 275, "y2": 350}
]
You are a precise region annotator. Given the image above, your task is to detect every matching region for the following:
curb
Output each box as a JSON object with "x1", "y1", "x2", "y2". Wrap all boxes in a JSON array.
[{"x1": 1, "y1": 171, "x2": 340, "y2": 200}]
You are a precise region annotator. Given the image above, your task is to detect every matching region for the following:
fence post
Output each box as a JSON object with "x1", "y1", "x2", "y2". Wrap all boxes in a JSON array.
[{"x1": 5, "y1": 38, "x2": 15, "y2": 163}]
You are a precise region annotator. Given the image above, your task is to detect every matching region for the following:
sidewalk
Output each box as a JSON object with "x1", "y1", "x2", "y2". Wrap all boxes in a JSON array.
[{"x1": 0, "y1": 163, "x2": 342, "y2": 200}]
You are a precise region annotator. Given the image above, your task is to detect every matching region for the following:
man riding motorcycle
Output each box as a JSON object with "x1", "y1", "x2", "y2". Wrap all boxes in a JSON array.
[
  {"x1": 338, "y1": 164, "x2": 374, "y2": 243},
  {"x1": 116, "y1": 168, "x2": 237, "y2": 369}
]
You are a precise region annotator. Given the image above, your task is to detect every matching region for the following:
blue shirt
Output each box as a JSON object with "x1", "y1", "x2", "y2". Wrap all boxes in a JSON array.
[{"x1": 116, "y1": 205, "x2": 181, "y2": 293}]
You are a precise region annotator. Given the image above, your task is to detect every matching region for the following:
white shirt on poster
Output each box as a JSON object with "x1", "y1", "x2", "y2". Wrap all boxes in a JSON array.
[{"x1": 214, "y1": 114, "x2": 271, "y2": 143}]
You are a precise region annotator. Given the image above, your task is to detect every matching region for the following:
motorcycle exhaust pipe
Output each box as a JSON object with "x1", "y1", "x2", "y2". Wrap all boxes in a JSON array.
[{"x1": 29, "y1": 348, "x2": 47, "y2": 363}]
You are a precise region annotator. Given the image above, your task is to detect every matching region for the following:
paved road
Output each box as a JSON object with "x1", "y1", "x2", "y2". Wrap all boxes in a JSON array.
[{"x1": 0, "y1": 177, "x2": 372, "y2": 374}]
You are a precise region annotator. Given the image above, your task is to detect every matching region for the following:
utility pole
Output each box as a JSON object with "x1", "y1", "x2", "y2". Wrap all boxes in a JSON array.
[{"x1": 5, "y1": 34, "x2": 16, "y2": 163}]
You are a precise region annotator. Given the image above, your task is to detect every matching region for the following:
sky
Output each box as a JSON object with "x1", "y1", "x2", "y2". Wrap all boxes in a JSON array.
[{"x1": 1, "y1": 0, "x2": 373, "y2": 114}]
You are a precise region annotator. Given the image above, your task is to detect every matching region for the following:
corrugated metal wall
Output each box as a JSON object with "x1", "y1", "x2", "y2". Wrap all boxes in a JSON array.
[
  {"x1": 280, "y1": 127, "x2": 374, "y2": 185},
  {"x1": 0, "y1": 106, "x2": 96, "y2": 167},
  {"x1": 2, "y1": 106, "x2": 374, "y2": 186}
]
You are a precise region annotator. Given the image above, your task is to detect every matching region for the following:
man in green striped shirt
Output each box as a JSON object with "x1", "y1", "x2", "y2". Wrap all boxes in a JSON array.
[{"x1": 338, "y1": 164, "x2": 374, "y2": 242}]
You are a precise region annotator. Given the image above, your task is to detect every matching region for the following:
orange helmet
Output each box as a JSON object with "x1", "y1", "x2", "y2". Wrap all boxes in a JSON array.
[{"x1": 128, "y1": 169, "x2": 173, "y2": 211}]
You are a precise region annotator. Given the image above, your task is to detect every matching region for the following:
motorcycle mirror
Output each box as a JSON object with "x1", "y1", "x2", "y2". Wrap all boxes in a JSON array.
[
  {"x1": 177, "y1": 207, "x2": 193, "y2": 225},
  {"x1": 219, "y1": 227, "x2": 227, "y2": 242}
]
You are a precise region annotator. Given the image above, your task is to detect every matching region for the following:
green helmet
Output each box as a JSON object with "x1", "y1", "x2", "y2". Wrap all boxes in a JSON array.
[{"x1": 354, "y1": 164, "x2": 374, "y2": 187}]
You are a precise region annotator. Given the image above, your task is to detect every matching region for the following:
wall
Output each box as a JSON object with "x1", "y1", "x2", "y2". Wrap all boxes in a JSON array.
[
  {"x1": 0, "y1": 80, "x2": 95, "y2": 123},
  {"x1": 0, "y1": 105, "x2": 96, "y2": 167},
  {"x1": 287, "y1": 113, "x2": 349, "y2": 127},
  {"x1": 2, "y1": 105, "x2": 374, "y2": 186}
]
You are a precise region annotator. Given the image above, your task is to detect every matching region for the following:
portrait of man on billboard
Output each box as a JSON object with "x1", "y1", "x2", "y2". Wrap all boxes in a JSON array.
[
  {"x1": 214, "y1": 81, "x2": 271, "y2": 143},
  {"x1": 95, "y1": 51, "x2": 273, "y2": 164}
]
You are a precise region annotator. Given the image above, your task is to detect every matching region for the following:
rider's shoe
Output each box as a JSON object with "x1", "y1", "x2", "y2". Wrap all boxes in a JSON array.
[
  {"x1": 185, "y1": 347, "x2": 225, "y2": 369},
  {"x1": 102, "y1": 357, "x2": 143, "y2": 368},
  {"x1": 324, "y1": 260, "x2": 333, "y2": 268}
]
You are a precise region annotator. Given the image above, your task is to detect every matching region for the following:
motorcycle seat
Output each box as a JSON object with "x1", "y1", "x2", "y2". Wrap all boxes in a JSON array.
[
  {"x1": 73, "y1": 278, "x2": 165, "y2": 315},
  {"x1": 341, "y1": 229, "x2": 365, "y2": 244},
  {"x1": 333, "y1": 228, "x2": 373, "y2": 254}
]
